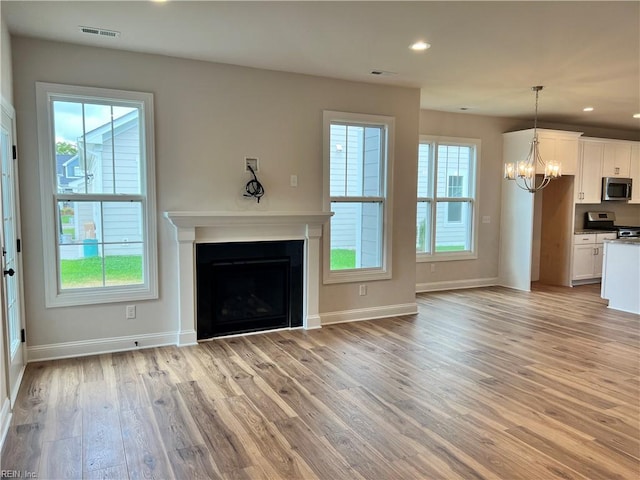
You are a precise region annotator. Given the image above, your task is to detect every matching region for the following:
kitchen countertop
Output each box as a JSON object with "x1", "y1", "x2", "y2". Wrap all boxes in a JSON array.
[
  {"x1": 574, "y1": 229, "x2": 617, "y2": 234},
  {"x1": 603, "y1": 238, "x2": 640, "y2": 245}
]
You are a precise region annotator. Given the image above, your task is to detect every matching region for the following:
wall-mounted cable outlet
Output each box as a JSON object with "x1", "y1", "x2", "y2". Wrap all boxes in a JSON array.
[
  {"x1": 126, "y1": 305, "x2": 136, "y2": 319},
  {"x1": 245, "y1": 157, "x2": 259, "y2": 172}
]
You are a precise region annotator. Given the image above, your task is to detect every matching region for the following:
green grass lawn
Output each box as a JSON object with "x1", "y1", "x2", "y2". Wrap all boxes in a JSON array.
[
  {"x1": 331, "y1": 248, "x2": 356, "y2": 270},
  {"x1": 60, "y1": 255, "x2": 143, "y2": 288},
  {"x1": 435, "y1": 245, "x2": 466, "y2": 252}
]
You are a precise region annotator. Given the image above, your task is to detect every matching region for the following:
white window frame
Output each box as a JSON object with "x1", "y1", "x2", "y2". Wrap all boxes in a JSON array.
[
  {"x1": 417, "y1": 135, "x2": 480, "y2": 263},
  {"x1": 36, "y1": 82, "x2": 158, "y2": 307},
  {"x1": 322, "y1": 110, "x2": 394, "y2": 284}
]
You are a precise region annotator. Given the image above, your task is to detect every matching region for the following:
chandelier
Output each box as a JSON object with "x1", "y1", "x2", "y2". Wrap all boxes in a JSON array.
[{"x1": 504, "y1": 86, "x2": 561, "y2": 192}]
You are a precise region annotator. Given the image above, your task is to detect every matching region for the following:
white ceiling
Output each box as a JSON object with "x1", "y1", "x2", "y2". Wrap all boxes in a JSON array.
[{"x1": 3, "y1": 1, "x2": 639, "y2": 131}]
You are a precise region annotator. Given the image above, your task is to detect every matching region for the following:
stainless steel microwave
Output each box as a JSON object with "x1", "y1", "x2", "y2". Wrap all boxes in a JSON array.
[{"x1": 602, "y1": 177, "x2": 632, "y2": 201}]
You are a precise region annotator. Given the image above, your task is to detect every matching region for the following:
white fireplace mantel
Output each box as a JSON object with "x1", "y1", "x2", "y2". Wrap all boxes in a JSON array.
[
  {"x1": 165, "y1": 211, "x2": 332, "y2": 346},
  {"x1": 165, "y1": 211, "x2": 332, "y2": 229}
]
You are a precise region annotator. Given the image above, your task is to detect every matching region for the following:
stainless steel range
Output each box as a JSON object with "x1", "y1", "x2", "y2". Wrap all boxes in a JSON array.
[{"x1": 584, "y1": 211, "x2": 640, "y2": 238}]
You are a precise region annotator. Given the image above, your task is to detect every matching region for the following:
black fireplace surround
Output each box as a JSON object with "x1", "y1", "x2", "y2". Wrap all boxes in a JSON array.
[{"x1": 196, "y1": 240, "x2": 303, "y2": 339}]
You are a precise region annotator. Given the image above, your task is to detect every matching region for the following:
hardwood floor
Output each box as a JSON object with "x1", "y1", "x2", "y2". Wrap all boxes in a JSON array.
[{"x1": 2, "y1": 283, "x2": 639, "y2": 479}]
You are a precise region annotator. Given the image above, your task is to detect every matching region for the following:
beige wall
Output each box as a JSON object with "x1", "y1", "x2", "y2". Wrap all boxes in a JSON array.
[
  {"x1": 12, "y1": 36, "x2": 420, "y2": 348},
  {"x1": 417, "y1": 110, "x2": 517, "y2": 286},
  {"x1": 1, "y1": 16, "x2": 11, "y2": 102}
]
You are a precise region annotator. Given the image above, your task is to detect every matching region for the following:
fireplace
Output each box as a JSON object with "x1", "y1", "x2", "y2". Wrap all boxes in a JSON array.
[
  {"x1": 196, "y1": 240, "x2": 303, "y2": 338},
  {"x1": 164, "y1": 211, "x2": 332, "y2": 346}
]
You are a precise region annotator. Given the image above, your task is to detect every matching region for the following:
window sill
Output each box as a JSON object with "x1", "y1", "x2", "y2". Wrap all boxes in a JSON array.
[
  {"x1": 45, "y1": 284, "x2": 158, "y2": 308},
  {"x1": 323, "y1": 268, "x2": 391, "y2": 285}
]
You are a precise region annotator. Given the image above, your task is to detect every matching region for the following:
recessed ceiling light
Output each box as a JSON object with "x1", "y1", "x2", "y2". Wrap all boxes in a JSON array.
[
  {"x1": 634, "y1": 113, "x2": 640, "y2": 119},
  {"x1": 583, "y1": 107, "x2": 594, "y2": 112},
  {"x1": 410, "y1": 41, "x2": 431, "y2": 51}
]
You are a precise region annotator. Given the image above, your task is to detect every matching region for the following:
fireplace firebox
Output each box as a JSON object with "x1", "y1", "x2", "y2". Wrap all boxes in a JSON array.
[{"x1": 196, "y1": 240, "x2": 303, "y2": 339}]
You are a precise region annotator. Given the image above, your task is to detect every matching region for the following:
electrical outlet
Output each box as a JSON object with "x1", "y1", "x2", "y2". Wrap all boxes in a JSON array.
[
  {"x1": 126, "y1": 305, "x2": 136, "y2": 319},
  {"x1": 482, "y1": 215, "x2": 491, "y2": 224},
  {"x1": 290, "y1": 174, "x2": 298, "y2": 187},
  {"x1": 245, "y1": 157, "x2": 259, "y2": 172},
  {"x1": 359, "y1": 284, "x2": 367, "y2": 296},
  {"x1": 430, "y1": 264, "x2": 436, "y2": 273}
]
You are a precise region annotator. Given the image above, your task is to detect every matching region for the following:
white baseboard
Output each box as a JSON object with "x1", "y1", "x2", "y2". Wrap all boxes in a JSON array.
[
  {"x1": 321, "y1": 302, "x2": 418, "y2": 326},
  {"x1": 305, "y1": 314, "x2": 322, "y2": 329},
  {"x1": 178, "y1": 329, "x2": 198, "y2": 347},
  {"x1": 9, "y1": 366, "x2": 25, "y2": 407},
  {"x1": 416, "y1": 277, "x2": 499, "y2": 293},
  {"x1": 27, "y1": 331, "x2": 177, "y2": 362},
  {"x1": 0, "y1": 397, "x2": 11, "y2": 452}
]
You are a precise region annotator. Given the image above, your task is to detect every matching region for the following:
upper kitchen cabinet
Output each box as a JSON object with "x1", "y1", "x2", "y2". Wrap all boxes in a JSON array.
[
  {"x1": 576, "y1": 139, "x2": 604, "y2": 204},
  {"x1": 503, "y1": 129, "x2": 582, "y2": 177},
  {"x1": 630, "y1": 143, "x2": 640, "y2": 204},
  {"x1": 537, "y1": 130, "x2": 582, "y2": 175},
  {"x1": 602, "y1": 140, "x2": 632, "y2": 177}
]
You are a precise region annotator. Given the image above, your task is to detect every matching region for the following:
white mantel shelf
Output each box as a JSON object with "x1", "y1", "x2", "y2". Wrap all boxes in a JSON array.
[
  {"x1": 164, "y1": 211, "x2": 332, "y2": 229},
  {"x1": 164, "y1": 210, "x2": 332, "y2": 347}
]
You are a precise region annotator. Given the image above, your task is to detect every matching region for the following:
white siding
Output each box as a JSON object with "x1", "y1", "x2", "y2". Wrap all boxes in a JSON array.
[
  {"x1": 60, "y1": 120, "x2": 143, "y2": 259},
  {"x1": 330, "y1": 124, "x2": 383, "y2": 267},
  {"x1": 435, "y1": 145, "x2": 471, "y2": 248}
]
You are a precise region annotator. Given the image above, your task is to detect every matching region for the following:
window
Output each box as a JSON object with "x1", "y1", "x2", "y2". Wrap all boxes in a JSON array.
[
  {"x1": 447, "y1": 175, "x2": 463, "y2": 223},
  {"x1": 323, "y1": 111, "x2": 393, "y2": 283},
  {"x1": 36, "y1": 82, "x2": 158, "y2": 307},
  {"x1": 416, "y1": 136, "x2": 479, "y2": 260}
]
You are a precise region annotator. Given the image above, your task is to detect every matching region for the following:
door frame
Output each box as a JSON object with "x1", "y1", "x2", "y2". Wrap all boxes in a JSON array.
[{"x1": 1, "y1": 96, "x2": 26, "y2": 406}]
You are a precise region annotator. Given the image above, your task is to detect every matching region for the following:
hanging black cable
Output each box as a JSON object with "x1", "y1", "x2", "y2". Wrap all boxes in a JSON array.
[{"x1": 243, "y1": 165, "x2": 265, "y2": 203}]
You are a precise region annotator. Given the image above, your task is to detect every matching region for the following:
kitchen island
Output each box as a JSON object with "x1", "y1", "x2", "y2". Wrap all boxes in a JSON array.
[{"x1": 601, "y1": 238, "x2": 640, "y2": 314}]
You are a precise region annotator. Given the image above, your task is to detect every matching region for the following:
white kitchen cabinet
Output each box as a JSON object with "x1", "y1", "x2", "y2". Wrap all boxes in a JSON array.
[
  {"x1": 503, "y1": 129, "x2": 582, "y2": 177},
  {"x1": 573, "y1": 243, "x2": 598, "y2": 279},
  {"x1": 537, "y1": 130, "x2": 581, "y2": 175},
  {"x1": 593, "y1": 243, "x2": 606, "y2": 277},
  {"x1": 602, "y1": 141, "x2": 632, "y2": 177},
  {"x1": 576, "y1": 139, "x2": 604, "y2": 204},
  {"x1": 572, "y1": 232, "x2": 617, "y2": 282},
  {"x1": 629, "y1": 143, "x2": 640, "y2": 204}
]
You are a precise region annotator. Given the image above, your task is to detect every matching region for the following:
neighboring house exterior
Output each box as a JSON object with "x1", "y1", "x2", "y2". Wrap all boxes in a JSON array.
[
  {"x1": 59, "y1": 110, "x2": 143, "y2": 260},
  {"x1": 329, "y1": 124, "x2": 383, "y2": 268},
  {"x1": 433, "y1": 144, "x2": 472, "y2": 250},
  {"x1": 56, "y1": 153, "x2": 81, "y2": 192},
  {"x1": 417, "y1": 142, "x2": 472, "y2": 252}
]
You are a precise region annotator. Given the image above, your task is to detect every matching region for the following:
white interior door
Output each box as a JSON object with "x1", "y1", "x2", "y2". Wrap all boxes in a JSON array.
[{"x1": 1, "y1": 101, "x2": 25, "y2": 405}]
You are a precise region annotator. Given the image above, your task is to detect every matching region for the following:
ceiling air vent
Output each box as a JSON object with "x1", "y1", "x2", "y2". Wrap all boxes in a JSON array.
[
  {"x1": 79, "y1": 26, "x2": 121, "y2": 39},
  {"x1": 370, "y1": 70, "x2": 397, "y2": 76}
]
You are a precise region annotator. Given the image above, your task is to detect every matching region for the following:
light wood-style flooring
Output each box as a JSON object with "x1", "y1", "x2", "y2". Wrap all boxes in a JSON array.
[{"x1": 2, "y1": 283, "x2": 639, "y2": 479}]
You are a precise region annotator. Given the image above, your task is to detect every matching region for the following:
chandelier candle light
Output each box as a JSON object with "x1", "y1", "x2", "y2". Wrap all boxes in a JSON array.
[{"x1": 504, "y1": 86, "x2": 561, "y2": 192}]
